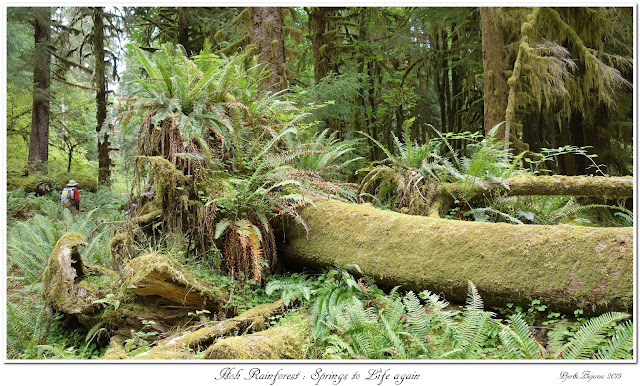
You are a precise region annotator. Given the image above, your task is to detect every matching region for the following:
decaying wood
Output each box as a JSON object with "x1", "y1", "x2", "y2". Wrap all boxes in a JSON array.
[
  {"x1": 158, "y1": 300, "x2": 286, "y2": 351},
  {"x1": 203, "y1": 316, "x2": 309, "y2": 359},
  {"x1": 110, "y1": 300, "x2": 288, "y2": 359},
  {"x1": 123, "y1": 253, "x2": 228, "y2": 315},
  {"x1": 41, "y1": 232, "x2": 118, "y2": 315},
  {"x1": 279, "y1": 200, "x2": 633, "y2": 315}
]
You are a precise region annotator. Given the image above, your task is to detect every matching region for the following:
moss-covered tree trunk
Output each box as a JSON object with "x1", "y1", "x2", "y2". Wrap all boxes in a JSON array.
[
  {"x1": 251, "y1": 7, "x2": 286, "y2": 92},
  {"x1": 480, "y1": 7, "x2": 508, "y2": 139},
  {"x1": 28, "y1": 7, "x2": 51, "y2": 174},
  {"x1": 309, "y1": 7, "x2": 330, "y2": 84},
  {"x1": 93, "y1": 7, "x2": 113, "y2": 187},
  {"x1": 279, "y1": 200, "x2": 632, "y2": 315}
]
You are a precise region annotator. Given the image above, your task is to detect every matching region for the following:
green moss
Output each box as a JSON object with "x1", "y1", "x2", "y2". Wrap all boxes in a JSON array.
[
  {"x1": 52, "y1": 172, "x2": 98, "y2": 193},
  {"x1": 204, "y1": 314, "x2": 309, "y2": 359},
  {"x1": 134, "y1": 349, "x2": 194, "y2": 360},
  {"x1": 41, "y1": 232, "x2": 125, "y2": 318},
  {"x1": 281, "y1": 200, "x2": 633, "y2": 315},
  {"x1": 123, "y1": 253, "x2": 227, "y2": 311},
  {"x1": 41, "y1": 232, "x2": 95, "y2": 314},
  {"x1": 100, "y1": 336, "x2": 128, "y2": 360},
  {"x1": 7, "y1": 174, "x2": 58, "y2": 194}
]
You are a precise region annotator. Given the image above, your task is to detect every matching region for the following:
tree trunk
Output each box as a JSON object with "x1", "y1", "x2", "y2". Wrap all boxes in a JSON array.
[
  {"x1": 250, "y1": 7, "x2": 287, "y2": 92},
  {"x1": 93, "y1": 7, "x2": 112, "y2": 187},
  {"x1": 28, "y1": 7, "x2": 51, "y2": 174},
  {"x1": 279, "y1": 200, "x2": 633, "y2": 315},
  {"x1": 309, "y1": 7, "x2": 329, "y2": 84},
  {"x1": 479, "y1": 7, "x2": 508, "y2": 139},
  {"x1": 177, "y1": 7, "x2": 190, "y2": 54}
]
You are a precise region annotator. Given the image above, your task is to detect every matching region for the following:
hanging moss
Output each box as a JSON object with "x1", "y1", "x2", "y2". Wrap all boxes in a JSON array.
[{"x1": 280, "y1": 200, "x2": 633, "y2": 315}]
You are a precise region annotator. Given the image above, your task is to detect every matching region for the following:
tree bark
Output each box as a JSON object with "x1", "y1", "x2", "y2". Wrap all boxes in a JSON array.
[
  {"x1": 279, "y1": 200, "x2": 633, "y2": 315},
  {"x1": 93, "y1": 7, "x2": 112, "y2": 187},
  {"x1": 479, "y1": 7, "x2": 508, "y2": 139},
  {"x1": 251, "y1": 7, "x2": 287, "y2": 92},
  {"x1": 28, "y1": 7, "x2": 51, "y2": 174},
  {"x1": 309, "y1": 7, "x2": 329, "y2": 84},
  {"x1": 177, "y1": 7, "x2": 190, "y2": 54}
]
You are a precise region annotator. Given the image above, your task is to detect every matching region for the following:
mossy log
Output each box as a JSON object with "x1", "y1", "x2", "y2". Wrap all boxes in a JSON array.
[
  {"x1": 118, "y1": 300, "x2": 287, "y2": 360},
  {"x1": 158, "y1": 300, "x2": 286, "y2": 351},
  {"x1": 445, "y1": 175, "x2": 633, "y2": 199},
  {"x1": 428, "y1": 175, "x2": 633, "y2": 217},
  {"x1": 279, "y1": 200, "x2": 633, "y2": 315},
  {"x1": 203, "y1": 315, "x2": 309, "y2": 359},
  {"x1": 123, "y1": 254, "x2": 228, "y2": 316}
]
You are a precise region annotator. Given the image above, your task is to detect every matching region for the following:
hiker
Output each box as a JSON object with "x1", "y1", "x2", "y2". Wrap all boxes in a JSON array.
[{"x1": 59, "y1": 180, "x2": 80, "y2": 214}]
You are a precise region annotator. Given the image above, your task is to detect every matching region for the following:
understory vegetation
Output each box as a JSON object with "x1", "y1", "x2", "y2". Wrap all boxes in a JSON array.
[
  {"x1": 6, "y1": 194, "x2": 633, "y2": 360},
  {"x1": 6, "y1": 6, "x2": 634, "y2": 361}
]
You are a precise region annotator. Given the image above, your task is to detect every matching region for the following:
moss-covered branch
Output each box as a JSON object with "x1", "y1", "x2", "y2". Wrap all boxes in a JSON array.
[
  {"x1": 279, "y1": 200, "x2": 633, "y2": 315},
  {"x1": 444, "y1": 175, "x2": 633, "y2": 200}
]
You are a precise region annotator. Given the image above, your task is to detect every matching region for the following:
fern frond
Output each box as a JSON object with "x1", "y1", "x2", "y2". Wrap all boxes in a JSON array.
[
  {"x1": 594, "y1": 321, "x2": 634, "y2": 359},
  {"x1": 499, "y1": 313, "x2": 546, "y2": 359},
  {"x1": 465, "y1": 281, "x2": 484, "y2": 312},
  {"x1": 553, "y1": 312, "x2": 630, "y2": 359}
]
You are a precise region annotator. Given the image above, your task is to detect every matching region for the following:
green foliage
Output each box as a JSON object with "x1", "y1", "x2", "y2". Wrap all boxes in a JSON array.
[
  {"x1": 265, "y1": 276, "x2": 312, "y2": 307},
  {"x1": 309, "y1": 265, "x2": 368, "y2": 346},
  {"x1": 286, "y1": 127, "x2": 366, "y2": 183},
  {"x1": 127, "y1": 43, "x2": 356, "y2": 283},
  {"x1": 292, "y1": 71, "x2": 368, "y2": 127},
  {"x1": 312, "y1": 280, "x2": 633, "y2": 360},
  {"x1": 359, "y1": 123, "x2": 524, "y2": 216},
  {"x1": 6, "y1": 187, "x2": 128, "y2": 359},
  {"x1": 124, "y1": 320, "x2": 158, "y2": 356},
  {"x1": 6, "y1": 297, "x2": 51, "y2": 359}
]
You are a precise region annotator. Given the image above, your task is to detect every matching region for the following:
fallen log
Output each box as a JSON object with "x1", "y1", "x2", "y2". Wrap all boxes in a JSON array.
[
  {"x1": 445, "y1": 175, "x2": 633, "y2": 200},
  {"x1": 430, "y1": 175, "x2": 633, "y2": 216},
  {"x1": 158, "y1": 300, "x2": 286, "y2": 351},
  {"x1": 203, "y1": 315, "x2": 309, "y2": 359},
  {"x1": 279, "y1": 200, "x2": 633, "y2": 315},
  {"x1": 122, "y1": 253, "x2": 229, "y2": 316},
  {"x1": 111, "y1": 300, "x2": 287, "y2": 360}
]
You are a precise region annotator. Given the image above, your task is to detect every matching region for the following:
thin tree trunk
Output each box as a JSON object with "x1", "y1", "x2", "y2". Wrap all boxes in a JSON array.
[{"x1": 28, "y1": 7, "x2": 51, "y2": 174}]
